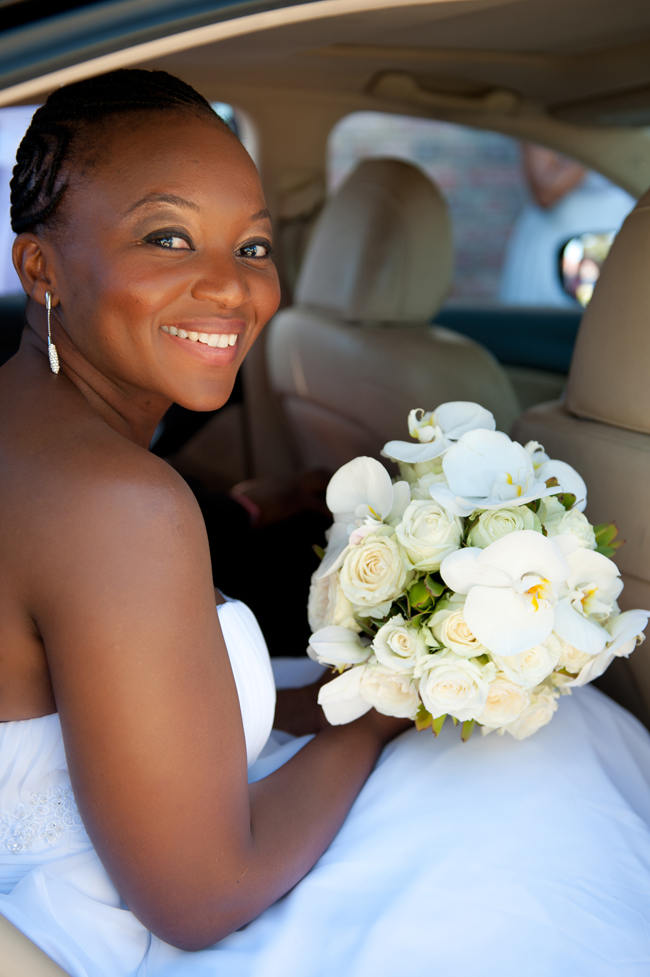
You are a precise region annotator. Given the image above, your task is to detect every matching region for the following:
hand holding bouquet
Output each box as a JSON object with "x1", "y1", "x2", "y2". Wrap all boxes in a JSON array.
[{"x1": 307, "y1": 403, "x2": 648, "y2": 740}]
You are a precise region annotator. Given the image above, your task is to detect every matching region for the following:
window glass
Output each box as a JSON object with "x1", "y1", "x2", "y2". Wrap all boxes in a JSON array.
[
  {"x1": 328, "y1": 112, "x2": 635, "y2": 308},
  {"x1": 0, "y1": 105, "x2": 35, "y2": 296}
]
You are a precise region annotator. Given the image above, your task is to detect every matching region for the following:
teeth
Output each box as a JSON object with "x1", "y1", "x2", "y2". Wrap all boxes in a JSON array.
[{"x1": 161, "y1": 325, "x2": 238, "y2": 348}]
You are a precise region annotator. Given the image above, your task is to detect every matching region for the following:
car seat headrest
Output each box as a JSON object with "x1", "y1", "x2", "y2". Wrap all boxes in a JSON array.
[
  {"x1": 567, "y1": 187, "x2": 648, "y2": 434},
  {"x1": 295, "y1": 157, "x2": 452, "y2": 322}
]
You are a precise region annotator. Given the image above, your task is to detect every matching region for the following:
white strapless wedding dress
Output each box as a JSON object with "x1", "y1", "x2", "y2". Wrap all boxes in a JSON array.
[{"x1": 1, "y1": 598, "x2": 649, "y2": 977}]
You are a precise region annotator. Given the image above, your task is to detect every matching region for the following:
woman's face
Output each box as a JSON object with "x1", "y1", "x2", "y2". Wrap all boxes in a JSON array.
[{"x1": 47, "y1": 110, "x2": 280, "y2": 416}]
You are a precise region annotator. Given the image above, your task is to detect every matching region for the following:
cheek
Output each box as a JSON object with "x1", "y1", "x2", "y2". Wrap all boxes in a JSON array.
[{"x1": 254, "y1": 268, "x2": 281, "y2": 326}]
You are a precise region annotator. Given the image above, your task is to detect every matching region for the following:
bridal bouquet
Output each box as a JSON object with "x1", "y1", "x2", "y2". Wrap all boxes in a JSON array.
[{"x1": 307, "y1": 402, "x2": 648, "y2": 740}]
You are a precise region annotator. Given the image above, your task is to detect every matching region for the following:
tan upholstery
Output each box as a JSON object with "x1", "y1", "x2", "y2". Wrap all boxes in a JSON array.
[
  {"x1": 267, "y1": 158, "x2": 520, "y2": 471},
  {"x1": 0, "y1": 914, "x2": 71, "y2": 977},
  {"x1": 513, "y1": 190, "x2": 650, "y2": 728}
]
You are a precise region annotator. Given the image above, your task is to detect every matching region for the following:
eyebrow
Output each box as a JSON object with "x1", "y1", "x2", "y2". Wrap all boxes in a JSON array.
[
  {"x1": 124, "y1": 194, "x2": 272, "y2": 223},
  {"x1": 124, "y1": 193, "x2": 200, "y2": 216}
]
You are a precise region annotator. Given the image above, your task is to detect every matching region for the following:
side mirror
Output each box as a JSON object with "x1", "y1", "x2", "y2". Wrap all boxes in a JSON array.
[{"x1": 559, "y1": 231, "x2": 615, "y2": 307}]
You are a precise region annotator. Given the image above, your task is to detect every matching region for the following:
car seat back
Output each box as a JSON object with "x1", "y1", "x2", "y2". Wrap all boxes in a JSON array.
[
  {"x1": 513, "y1": 188, "x2": 650, "y2": 726},
  {"x1": 267, "y1": 157, "x2": 520, "y2": 472}
]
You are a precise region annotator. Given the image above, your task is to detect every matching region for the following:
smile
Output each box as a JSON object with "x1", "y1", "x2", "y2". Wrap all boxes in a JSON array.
[{"x1": 161, "y1": 325, "x2": 238, "y2": 348}]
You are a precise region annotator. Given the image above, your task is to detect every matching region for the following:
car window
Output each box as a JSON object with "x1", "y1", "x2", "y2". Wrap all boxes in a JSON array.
[{"x1": 328, "y1": 112, "x2": 636, "y2": 309}]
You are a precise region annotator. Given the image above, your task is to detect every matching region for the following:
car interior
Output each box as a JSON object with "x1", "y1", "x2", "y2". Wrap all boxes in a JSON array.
[{"x1": 1, "y1": 0, "x2": 650, "y2": 970}]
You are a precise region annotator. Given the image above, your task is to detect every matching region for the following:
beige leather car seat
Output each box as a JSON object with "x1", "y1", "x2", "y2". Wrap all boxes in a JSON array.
[
  {"x1": 267, "y1": 158, "x2": 520, "y2": 473},
  {"x1": 513, "y1": 189, "x2": 650, "y2": 728},
  {"x1": 0, "y1": 913, "x2": 71, "y2": 976}
]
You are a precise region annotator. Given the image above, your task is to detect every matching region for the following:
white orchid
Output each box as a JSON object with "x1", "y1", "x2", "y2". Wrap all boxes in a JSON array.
[
  {"x1": 428, "y1": 429, "x2": 576, "y2": 517},
  {"x1": 317, "y1": 667, "x2": 371, "y2": 724},
  {"x1": 565, "y1": 609, "x2": 649, "y2": 687},
  {"x1": 553, "y1": 547, "x2": 623, "y2": 656},
  {"x1": 307, "y1": 626, "x2": 372, "y2": 667},
  {"x1": 315, "y1": 457, "x2": 410, "y2": 579},
  {"x1": 382, "y1": 402, "x2": 495, "y2": 465},
  {"x1": 536, "y1": 459, "x2": 587, "y2": 512},
  {"x1": 440, "y1": 530, "x2": 569, "y2": 656}
]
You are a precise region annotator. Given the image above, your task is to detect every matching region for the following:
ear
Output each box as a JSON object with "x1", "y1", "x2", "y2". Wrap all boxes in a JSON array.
[{"x1": 12, "y1": 233, "x2": 59, "y2": 307}]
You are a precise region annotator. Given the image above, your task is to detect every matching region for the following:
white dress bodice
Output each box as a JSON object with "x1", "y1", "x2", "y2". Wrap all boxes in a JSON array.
[{"x1": 0, "y1": 598, "x2": 276, "y2": 890}]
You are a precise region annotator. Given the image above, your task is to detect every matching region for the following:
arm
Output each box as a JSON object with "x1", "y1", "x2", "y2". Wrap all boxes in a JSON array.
[
  {"x1": 522, "y1": 143, "x2": 586, "y2": 209},
  {"x1": 31, "y1": 453, "x2": 404, "y2": 950}
]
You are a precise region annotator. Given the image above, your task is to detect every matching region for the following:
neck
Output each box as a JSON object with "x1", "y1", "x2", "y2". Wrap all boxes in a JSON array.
[{"x1": 22, "y1": 328, "x2": 170, "y2": 448}]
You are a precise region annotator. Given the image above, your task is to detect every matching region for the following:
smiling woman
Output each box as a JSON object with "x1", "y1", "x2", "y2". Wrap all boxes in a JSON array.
[
  {"x1": 0, "y1": 67, "x2": 649, "y2": 977},
  {"x1": 10, "y1": 72, "x2": 279, "y2": 428}
]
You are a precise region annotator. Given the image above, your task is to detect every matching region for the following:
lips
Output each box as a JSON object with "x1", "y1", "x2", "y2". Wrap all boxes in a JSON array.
[{"x1": 161, "y1": 324, "x2": 238, "y2": 348}]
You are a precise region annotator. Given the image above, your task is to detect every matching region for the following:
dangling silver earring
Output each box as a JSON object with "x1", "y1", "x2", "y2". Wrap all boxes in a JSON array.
[{"x1": 45, "y1": 290, "x2": 60, "y2": 374}]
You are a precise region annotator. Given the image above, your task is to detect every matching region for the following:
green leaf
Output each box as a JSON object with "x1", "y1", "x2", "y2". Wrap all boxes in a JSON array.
[
  {"x1": 408, "y1": 579, "x2": 434, "y2": 612},
  {"x1": 461, "y1": 719, "x2": 475, "y2": 742},
  {"x1": 312, "y1": 544, "x2": 325, "y2": 560},
  {"x1": 594, "y1": 522, "x2": 623, "y2": 557},
  {"x1": 545, "y1": 476, "x2": 560, "y2": 488},
  {"x1": 424, "y1": 573, "x2": 445, "y2": 598},
  {"x1": 555, "y1": 492, "x2": 576, "y2": 511},
  {"x1": 432, "y1": 713, "x2": 447, "y2": 736},
  {"x1": 415, "y1": 703, "x2": 433, "y2": 731}
]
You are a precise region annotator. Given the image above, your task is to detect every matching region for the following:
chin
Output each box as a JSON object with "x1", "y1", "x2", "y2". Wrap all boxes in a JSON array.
[{"x1": 174, "y1": 380, "x2": 237, "y2": 414}]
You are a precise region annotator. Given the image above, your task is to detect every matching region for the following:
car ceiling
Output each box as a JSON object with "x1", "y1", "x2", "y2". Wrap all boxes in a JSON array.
[
  {"x1": 2, "y1": 0, "x2": 650, "y2": 195},
  {"x1": 2, "y1": 0, "x2": 650, "y2": 120}
]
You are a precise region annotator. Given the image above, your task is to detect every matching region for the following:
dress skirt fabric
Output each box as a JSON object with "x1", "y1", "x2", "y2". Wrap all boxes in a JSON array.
[{"x1": 1, "y1": 600, "x2": 649, "y2": 977}]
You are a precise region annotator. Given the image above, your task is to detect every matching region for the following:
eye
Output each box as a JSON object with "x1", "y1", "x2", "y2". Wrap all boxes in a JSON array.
[
  {"x1": 237, "y1": 239, "x2": 273, "y2": 260},
  {"x1": 144, "y1": 229, "x2": 193, "y2": 251}
]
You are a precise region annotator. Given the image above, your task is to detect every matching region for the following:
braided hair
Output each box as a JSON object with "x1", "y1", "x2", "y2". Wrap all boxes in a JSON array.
[{"x1": 10, "y1": 69, "x2": 223, "y2": 234}]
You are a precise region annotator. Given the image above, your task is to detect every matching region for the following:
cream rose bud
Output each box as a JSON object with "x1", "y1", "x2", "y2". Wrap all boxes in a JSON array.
[
  {"x1": 477, "y1": 677, "x2": 530, "y2": 728},
  {"x1": 492, "y1": 634, "x2": 561, "y2": 689},
  {"x1": 538, "y1": 498, "x2": 596, "y2": 549},
  {"x1": 419, "y1": 652, "x2": 495, "y2": 722},
  {"x1": 307, "y1": 573, "x2": 359, "y2": 633},
  {"x1": 395, "y1": 500, "x2": 462, "y2": 572},
  {"x1": 409, "y1": 469, "x2": 446, "y2": 500},
  {"x1": 429, "y1": 597, "x2": 485, "y2": 658},
  {"x1": 467, "y1": 505, "x2": 541, "y2": 548},
  {"x1": 372, "y1": 614, "x2": 427, "y2": 672},
  {"x1": 360, "y1": 661, "x2": 420, "y2": 718},
  {"x1": 339, "y1": 528, "x2": 410, "y2": 617},
  {"x1": 554, "y1": 633, "x2": 596, "y2": 674},
  {"x1": 504, "y1": 689, "x2": 559, "y2": 740}
]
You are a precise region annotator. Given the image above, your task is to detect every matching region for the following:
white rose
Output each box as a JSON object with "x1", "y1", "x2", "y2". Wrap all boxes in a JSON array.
[
  {"x1": 554, "y1": 633, "x2": 595, "y2": 674},
  {"x1": 372, "y1": 614, "x2": 427, "y2": 672},
  {"x1": 429, "y1": 597, "x2": 486, "y2": 658},
  {"x1": 467, "y1": 505, "x2": 541, "y2": 548},
  {"x1": 492, "y1": 634, "x2": 561, "y2": 689},
  {"x1": 339, "y1": 529, "x2": 410, "y2": 617},
  {"x1": 477, "y1": 677, "x2": 530, "y2": 728},
  {"x1": 360, "y1": 661, "x2": 420, "y2": 718},
  {"x1": 419, "y1": 652, "x2": 495, "y2": 721},
  {"x1": 539, "y1": 500, "x2": 596, "y2": 549},
  {"x1": 409, "y1": 468, "x2": 447, "y2": 499},
  {"x1": 503, "y1": 689, "x2": 559, "y2": 740},
  {"x1": 395, "y1": 500, "x2": 462, "y2": 572},
  {"x1": 308, "y1": 573, "x2": 359, "y2": 633}
]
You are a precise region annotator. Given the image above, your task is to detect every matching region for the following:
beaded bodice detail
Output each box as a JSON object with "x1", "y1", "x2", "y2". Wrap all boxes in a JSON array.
[{"x1": 0, "y1": 780, "x2": 83, "y2": 854}]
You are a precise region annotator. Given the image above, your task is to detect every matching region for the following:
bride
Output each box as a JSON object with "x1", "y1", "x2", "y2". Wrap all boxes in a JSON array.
[{"x1": 0, "y1": 69, "x2": 648, "y2": 977}]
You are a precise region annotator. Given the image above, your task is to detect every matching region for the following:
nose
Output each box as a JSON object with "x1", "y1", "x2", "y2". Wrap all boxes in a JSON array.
[{"x1": 190, "y1": 252, "x2": 248, "y2": 310}]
